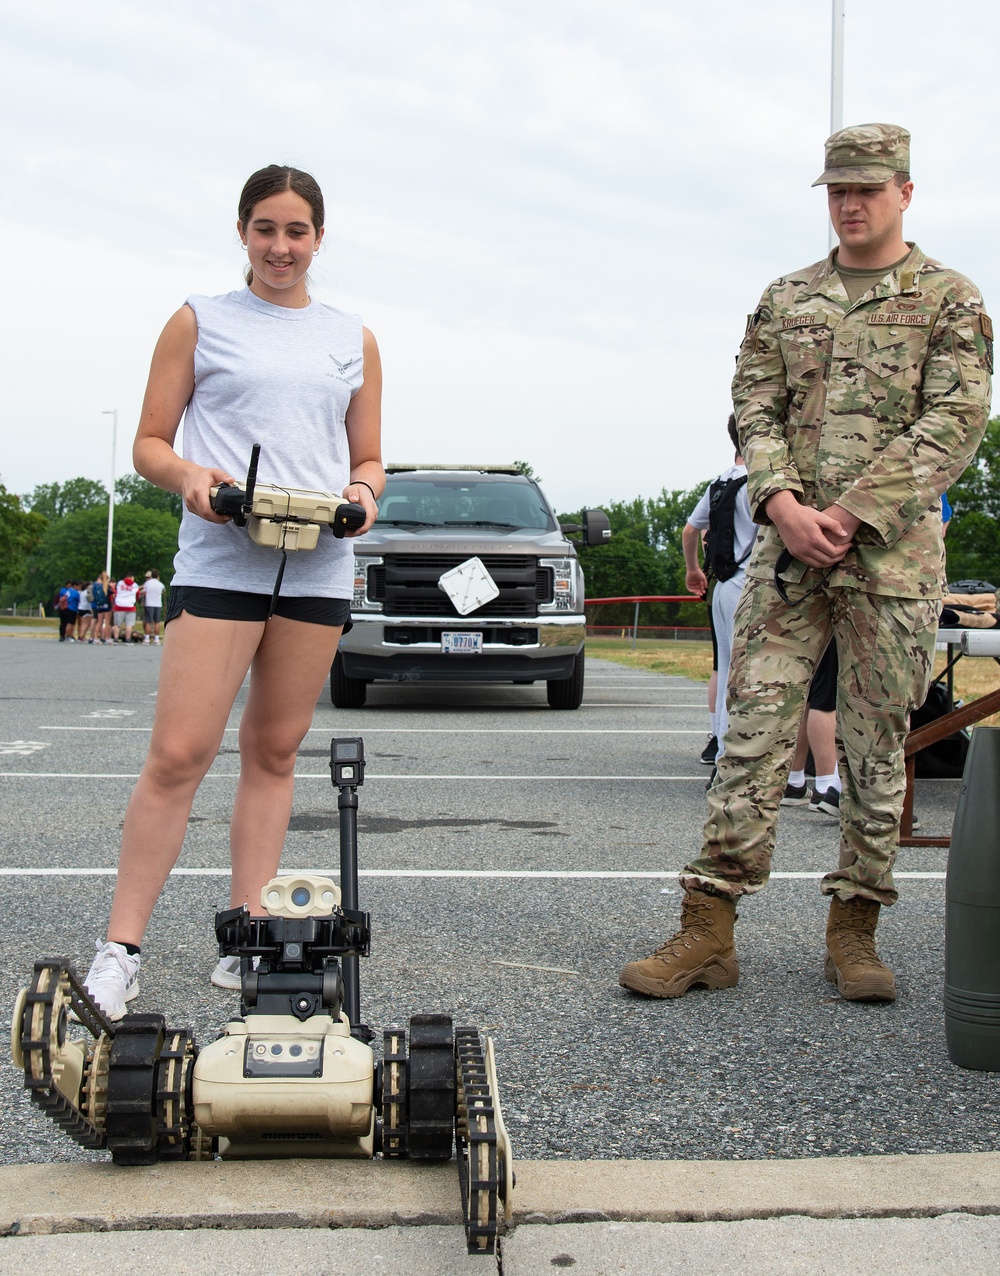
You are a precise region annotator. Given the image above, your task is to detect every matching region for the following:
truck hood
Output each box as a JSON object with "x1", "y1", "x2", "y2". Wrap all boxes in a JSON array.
[{"x1": 354, "y1": 526, "x2": 576, "y2": 556}]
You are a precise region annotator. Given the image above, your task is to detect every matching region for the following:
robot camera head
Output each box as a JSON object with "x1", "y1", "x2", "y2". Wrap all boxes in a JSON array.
[{"x1": 261, "y1": 875, "x2": 343, "y2": 919}]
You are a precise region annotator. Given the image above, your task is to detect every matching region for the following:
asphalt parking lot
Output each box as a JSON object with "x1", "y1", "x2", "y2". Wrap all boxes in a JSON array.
[{"x1": 1, "y1": 632, "x2": 997, "y2": 1167}]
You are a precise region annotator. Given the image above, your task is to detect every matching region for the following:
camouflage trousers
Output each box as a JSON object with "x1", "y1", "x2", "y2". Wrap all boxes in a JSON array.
[{"x1": 680, "y1": 577, "x2": 940, "y2": 906}]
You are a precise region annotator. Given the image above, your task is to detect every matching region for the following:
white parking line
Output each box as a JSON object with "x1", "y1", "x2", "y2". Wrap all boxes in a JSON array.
[
  {"x1": 38, "y1": 726, "x2": 708, "y2": 735},
  {"x1": 0, "y1": 772, "x2": 733, "y2": 781},
  {"x1": 0, "y1": 867, "x2": 946, "y2": 880}
]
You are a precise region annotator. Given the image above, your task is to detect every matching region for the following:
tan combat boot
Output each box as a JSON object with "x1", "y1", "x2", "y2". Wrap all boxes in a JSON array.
[
  {"x1": 825, "y1": 895, "x2": 896, "y2": 1002},
  {"x1": 619, "y1": 889, "x2": 739, "y2": 998}
]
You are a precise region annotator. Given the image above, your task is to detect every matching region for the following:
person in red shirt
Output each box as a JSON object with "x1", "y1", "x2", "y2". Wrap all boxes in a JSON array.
[{"x1": 112, "y1": 575, "x2": 140, "y2": 643}]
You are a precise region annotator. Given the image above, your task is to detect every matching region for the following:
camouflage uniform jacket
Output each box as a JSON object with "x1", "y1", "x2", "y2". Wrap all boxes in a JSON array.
[{"x1": 733, "y1": 244, "x2": 992, "y2": 597}]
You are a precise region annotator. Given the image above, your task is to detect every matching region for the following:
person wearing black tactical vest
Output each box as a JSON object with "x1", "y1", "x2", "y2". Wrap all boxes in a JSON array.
[{"x1": 681, "y1": 415, "x2": 756, "y2": 769}]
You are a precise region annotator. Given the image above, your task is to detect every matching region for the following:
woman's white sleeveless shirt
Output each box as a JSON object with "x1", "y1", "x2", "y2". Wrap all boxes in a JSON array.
[{"x1": 171, "y1": 288, "x2": 364, "y2": 599}]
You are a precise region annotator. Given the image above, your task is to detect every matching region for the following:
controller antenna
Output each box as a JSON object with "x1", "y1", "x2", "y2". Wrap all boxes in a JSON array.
[{"x1": 243, "y1": 443, "x2": 261, "y2": 516}]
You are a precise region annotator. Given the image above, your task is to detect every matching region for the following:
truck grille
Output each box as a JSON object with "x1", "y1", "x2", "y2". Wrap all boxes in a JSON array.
[
  {"x1": 383, "y1": 625, "x2": 539, "y2": 646},
  {"x1": 370, "y1": 555, "x2": 552, "y2": 617}
]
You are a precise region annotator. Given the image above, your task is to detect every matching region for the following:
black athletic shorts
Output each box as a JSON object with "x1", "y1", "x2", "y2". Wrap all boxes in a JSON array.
[
  {"x1": 807, "y1": 641, "x2": 838, "y2": 713},
  {"x1": 165, "y1": 586, "x2": 352, "y2": 629}
]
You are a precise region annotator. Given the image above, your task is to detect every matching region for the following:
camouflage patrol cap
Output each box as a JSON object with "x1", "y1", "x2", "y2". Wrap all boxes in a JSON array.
[{"x1": 812, "y1": 123, "x2": 910, "y2": 186}]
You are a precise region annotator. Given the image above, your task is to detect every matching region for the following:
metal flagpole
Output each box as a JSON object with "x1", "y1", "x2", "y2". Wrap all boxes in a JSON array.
[
  {"x1": 831, "y1": 0, "x2": 844, "y2": 134},
  {"x1": 829, "y1": 0, "x2": 845, "y2": 250},
  {"x1": 102, "y1": 409, "x2": 117, "y2": 578}
]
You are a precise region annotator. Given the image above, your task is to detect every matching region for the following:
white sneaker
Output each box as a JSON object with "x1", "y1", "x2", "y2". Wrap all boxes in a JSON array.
[
  {"x1": 211, "y1": 954, "x2": 259, "y2": 989},
  {"x1": 143, "y1": 636, "x2": 150, "y2": 644},
  {"x1": 212, "y1": 955, "x2": 243, "y2": 989},
  {"x1": 83, "y1": 940, "x2": 140, "y2": 1021}
]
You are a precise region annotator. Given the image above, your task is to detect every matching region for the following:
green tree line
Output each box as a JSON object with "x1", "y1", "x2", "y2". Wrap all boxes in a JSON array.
[
  {"x1": 3, "y1": 418, "x2": 999, "y2": 616},
  {"x1": 566, "y1": 415, "x2": 1000, "y2": 626},
  {"x1": 566, "y1": 486, "x2": 709, "y2": 628},
  {"x1": 0, "y1": 475, "x2": 181, "y2": 613},
  {"x1": 944, "y1": 416, "x2": 1000, "y2": 586}
]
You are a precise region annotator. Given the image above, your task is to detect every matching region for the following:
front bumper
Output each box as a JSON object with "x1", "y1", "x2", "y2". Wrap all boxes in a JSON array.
[{"x1": 339, "y1": 613, "x2": 585, "y2": 683}]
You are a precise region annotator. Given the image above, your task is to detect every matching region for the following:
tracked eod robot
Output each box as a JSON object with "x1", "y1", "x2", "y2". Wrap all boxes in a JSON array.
[{"x1": 11, "y1": 452, "x2": 514, "y2": 1255}]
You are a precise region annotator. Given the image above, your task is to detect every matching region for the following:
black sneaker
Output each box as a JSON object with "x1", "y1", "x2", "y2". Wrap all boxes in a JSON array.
[
  {"x1": 700, "y1": 735, "x2": 718, "y2": 765},
  {"x1": 705, "y1": 766, "x2": 717, "y2": 791},
  {"x1": 810, "y1": 787, "x2": 841, "y2": 817},
  {"x1": 780, "y1": 783, "x2": 810, "y2": 806}
]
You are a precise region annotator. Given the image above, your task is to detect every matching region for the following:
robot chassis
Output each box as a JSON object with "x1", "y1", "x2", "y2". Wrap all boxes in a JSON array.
[{"x1": 11, "y1": 738, "x2": 514, "y2": 1255}]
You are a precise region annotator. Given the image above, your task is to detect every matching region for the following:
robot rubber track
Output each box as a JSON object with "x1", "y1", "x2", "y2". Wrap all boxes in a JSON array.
[
  {"x1": 15, "y1": 958, "x2": 111, "y2": 1150},
  {"x1": 456, "y1": 1025, "x2": 514, "y2": 1254},
  {"x1": 13, "y1": 958, "x2": 198, "y2": 1162}
]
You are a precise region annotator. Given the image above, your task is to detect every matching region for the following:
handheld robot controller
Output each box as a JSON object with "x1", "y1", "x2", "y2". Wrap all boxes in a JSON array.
[
  {"x1": 209, "y1": 444, "x2": 367, "y2": 612},
  {"x1": 11, "y1": 737, "x2": 513, "y2": 1255},
  {"x1": 209, "y1": 443, "x2": 368, "y2": 547}
]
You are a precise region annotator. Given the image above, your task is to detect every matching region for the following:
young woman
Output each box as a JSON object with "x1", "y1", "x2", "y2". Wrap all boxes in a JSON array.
[{"x1": 83, "y1": 164, "x2": 383, "y2": 1018}]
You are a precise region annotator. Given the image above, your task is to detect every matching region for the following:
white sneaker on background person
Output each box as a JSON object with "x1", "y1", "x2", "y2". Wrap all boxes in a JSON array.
[{"x1": 82, "y1": 940, "x2": 140, "y2": 1020}]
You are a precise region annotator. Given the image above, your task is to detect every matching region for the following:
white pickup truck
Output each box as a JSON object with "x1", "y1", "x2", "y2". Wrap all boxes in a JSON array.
[{"x1": 331, "y1": 464, "x2": 610, "y2": 709}]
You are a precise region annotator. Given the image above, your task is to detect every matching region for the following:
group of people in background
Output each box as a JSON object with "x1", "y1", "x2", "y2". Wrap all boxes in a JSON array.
[{"x1": 55, "y1": 570, "x2": 166, "y2": 645}]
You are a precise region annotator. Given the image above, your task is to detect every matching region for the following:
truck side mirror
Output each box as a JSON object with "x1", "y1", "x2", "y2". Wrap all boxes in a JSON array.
[{"x1": 582, "y1": 509, "x2": 611, "y2": 546}]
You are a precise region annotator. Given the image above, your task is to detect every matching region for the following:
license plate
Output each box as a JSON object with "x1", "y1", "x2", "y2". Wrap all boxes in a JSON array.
[{"x1": 442, "y1": 631, "x2": 483, "y2": 654}]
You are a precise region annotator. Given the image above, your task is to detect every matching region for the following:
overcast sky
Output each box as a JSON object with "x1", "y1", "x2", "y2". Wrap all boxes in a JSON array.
[{"x1": 2, "y1": 0, "x2": 998, "y2": 515}]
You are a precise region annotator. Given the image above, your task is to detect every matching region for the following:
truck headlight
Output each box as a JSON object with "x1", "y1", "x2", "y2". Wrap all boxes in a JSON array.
[
  {"x1": 352, "y1": 555, "x2": 383, "y2": 612},
  {"x1": 539, "y1": 557, "x2": 578, "y2": 612}
]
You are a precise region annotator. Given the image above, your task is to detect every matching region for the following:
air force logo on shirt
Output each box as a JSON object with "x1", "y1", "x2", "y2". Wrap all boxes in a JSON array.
[{"x1": 328, "y1": 354, "x2": 360, "y2": 382}]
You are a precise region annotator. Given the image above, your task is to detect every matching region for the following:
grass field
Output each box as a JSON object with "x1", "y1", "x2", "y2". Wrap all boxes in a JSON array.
[
  {"x1": 0, "y1": 616, "x2": 56, "y2": 629},
  {"x1": 588, "y1": 636, "x2": 1000, "y2": 728}
]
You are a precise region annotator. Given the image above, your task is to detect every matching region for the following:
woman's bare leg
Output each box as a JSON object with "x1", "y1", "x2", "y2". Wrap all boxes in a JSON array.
[
  {"x1": 228, "y1": 618, "x2": 343, "y2": 910},
  {"x1": 106, "y1": 612, "x2": 265, "y2": 945}
]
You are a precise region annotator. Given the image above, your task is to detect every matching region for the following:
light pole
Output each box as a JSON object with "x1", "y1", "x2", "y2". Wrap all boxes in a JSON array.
[
  {"x1": 830, "y1": 0, "x2": 844, "y2": 135},
  {"x1": 102, "y1": 409, "x2": 117, "y2": 578},
  {"x1": 829, "y1": 0, "x2": 845, "y2": 251}
]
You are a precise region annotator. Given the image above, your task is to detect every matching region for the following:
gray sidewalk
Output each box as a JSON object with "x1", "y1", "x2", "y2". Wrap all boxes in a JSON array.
[{"x1": 2, "y1": 1154, "x2": 999, "y2": 1273}]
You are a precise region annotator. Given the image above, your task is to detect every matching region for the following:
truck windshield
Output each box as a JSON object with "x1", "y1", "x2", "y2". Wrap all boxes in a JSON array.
[{"x1": 375, "y1": 477, "x2": 557, "y2": 531}]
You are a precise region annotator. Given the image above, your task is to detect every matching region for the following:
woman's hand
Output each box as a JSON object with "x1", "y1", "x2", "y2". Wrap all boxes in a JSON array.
[
  {"x1": 181, "y1": 464, "x2": 239, "y2": 523},
  {"x1": 342, "y1": 480, "x2": 379, "y2": 536}
]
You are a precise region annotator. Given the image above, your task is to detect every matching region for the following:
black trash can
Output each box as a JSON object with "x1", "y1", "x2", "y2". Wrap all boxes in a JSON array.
[{"x1": 944, "y1": 726, "x2": 1000, "y2": 1071}]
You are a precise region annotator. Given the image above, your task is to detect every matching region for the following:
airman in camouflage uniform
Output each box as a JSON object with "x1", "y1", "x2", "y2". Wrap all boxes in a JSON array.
[{"x1": 621, "y1": 123, "x2": 992, "y2": 1003}]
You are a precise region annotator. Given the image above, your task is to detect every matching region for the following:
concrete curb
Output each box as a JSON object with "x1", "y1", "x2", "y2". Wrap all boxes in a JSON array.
[{"x1": 2, "y1": 1152, "x2": 998, "y2": 1237}]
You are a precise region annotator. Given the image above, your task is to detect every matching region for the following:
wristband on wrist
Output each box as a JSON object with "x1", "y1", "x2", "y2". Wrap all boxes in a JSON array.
[{"x1": 352, "y1": 479, "x2": 379, "y2": 502}]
